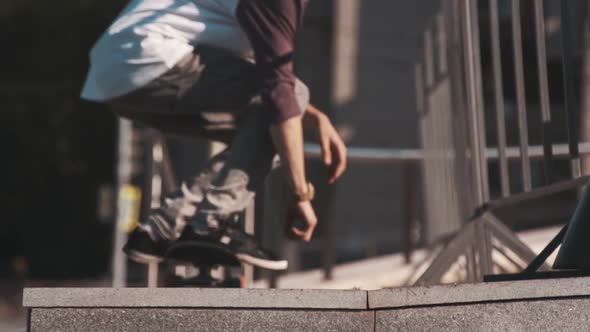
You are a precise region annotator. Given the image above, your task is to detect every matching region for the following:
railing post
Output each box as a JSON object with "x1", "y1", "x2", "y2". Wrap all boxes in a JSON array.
[
  {"x1": 511, "y1": 0, "x2": 533, "y2": 192},
  {"x1": 402, "y1": 163, "x2": 418, "y2": 264},
  {"x1": 462, "y1": 0, "x2": 489, "y2": 205},
  {"x1": 489, "y1": 0, "x2": 511, "y2": 197},
  {"x1": 533, "y1": 0, "x2": 555, "y2": 184},
  {"x1": 112, "y1": 120, "x2": 144, "y2": 287},
  {"x1": 560, "y1": 0, "x2": 582, "y2": 178}
]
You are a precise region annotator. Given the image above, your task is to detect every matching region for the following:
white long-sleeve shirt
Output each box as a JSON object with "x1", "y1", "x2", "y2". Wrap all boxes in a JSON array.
[
  {"x1": 81, "y1": 0, "x2": 253, "y2": 101},
  {"x1": 82, "y1": 0, "x2": 308, "y2": 123}
]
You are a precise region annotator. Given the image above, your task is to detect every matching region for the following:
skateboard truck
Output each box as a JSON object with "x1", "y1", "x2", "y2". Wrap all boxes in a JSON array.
[{"x1": 142, "y1": 240, "x2": 244, "y2": 288}]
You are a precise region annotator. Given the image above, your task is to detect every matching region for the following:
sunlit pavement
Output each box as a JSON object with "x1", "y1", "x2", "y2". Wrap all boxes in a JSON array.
[{"x1": 0, "y1": 321, "x2": 26, "y2": 332}]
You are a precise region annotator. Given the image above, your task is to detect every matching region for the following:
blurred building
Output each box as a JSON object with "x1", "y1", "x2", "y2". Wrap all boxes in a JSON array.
[{"x1": 1, "y1": 0, "x2": 589, "y2": 285}]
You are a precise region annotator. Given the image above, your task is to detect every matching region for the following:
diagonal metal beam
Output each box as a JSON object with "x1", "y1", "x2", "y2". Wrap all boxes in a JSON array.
[
  {"x1": 483, "y1": 213, "x2": 550, "y2": 271},
  {"x1": 415, "y1": 222, "x2": 477, "y2": 285}
]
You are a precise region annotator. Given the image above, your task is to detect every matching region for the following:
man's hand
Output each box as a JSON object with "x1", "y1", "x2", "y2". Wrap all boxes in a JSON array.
[
  {"x1": 286, "y1": 201, "x2": 318, "y2": 242},
  {"x1": 304, "y1": 105, "x2": 348, "y2": 184}
]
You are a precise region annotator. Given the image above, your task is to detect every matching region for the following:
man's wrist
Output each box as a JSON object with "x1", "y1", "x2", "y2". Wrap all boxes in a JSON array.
[
  {"x1": 302, "y1": 106, "x2": 325, "y2": 128},
  {"x1": 293, "y1": 182, "x2": 315, "y2": 202},
  {"x1": 269, "y1": 116, "x2": 310, "y2": 202}
]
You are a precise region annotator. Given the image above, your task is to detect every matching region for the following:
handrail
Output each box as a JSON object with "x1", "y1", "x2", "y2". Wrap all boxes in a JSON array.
[{"x1": 304, "y1": 142, "x2": 590, "y2": 162}]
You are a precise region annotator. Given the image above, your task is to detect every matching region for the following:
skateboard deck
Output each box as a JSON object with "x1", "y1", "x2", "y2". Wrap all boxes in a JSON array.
[
  {"x1": 164, "y1": 240, "x2": 243, "y2": 288},
  {"x1": 165, "y1": 240, "x2": 239, "y2": 265}
]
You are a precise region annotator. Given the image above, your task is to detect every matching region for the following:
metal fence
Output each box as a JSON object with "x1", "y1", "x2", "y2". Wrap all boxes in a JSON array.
[{"x1": 410, "y1": 0, "x2": 589, "y2": 285}]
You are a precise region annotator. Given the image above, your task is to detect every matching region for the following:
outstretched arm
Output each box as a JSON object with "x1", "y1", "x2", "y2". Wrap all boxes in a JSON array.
[{"x1": 237, "y1": 0, "x2": 317, "y2": 241}]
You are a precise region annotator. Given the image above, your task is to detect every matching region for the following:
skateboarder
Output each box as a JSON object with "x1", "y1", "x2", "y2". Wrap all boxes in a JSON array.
[{"x1": 81, "y1": 0, "x2": 347, "y2": 270}]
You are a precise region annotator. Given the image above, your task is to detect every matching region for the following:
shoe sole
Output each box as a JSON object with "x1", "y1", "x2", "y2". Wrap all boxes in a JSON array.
[
  {"x1": 124, "y1": 248, "x2": 165, "y2": 265},
  {"x1": 236, "y1": 253, "x2": 288, "y2": 270},
  {"x1": 125, "y1": 245, "x2": 287, "y2": 270}
]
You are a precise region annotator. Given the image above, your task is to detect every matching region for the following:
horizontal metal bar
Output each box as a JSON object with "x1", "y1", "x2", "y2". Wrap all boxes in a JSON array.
[
  {"x1": 487, "y1": 175, "x2": 590, "y2": 210},
  {"x1": 304, "y1": 144, "x2": 424, "y2": 162},
  {"x1": 487, "y1": 143, "x2": 590, "y2": 160},
  {"x1": 304, "y1": 142, "x2": 590, "y2": 163}
]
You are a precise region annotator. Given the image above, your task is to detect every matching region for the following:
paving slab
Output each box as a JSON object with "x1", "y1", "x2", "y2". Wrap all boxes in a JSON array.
[
  {"x1": 369, "y1": 277, "x2": 590, "y2": 309},
  {"x1": 23, "y1": 288, "x2": 368, "y2": 310},
  {"x1": 29, "y1": 308, "x2": 375, "y2": 332},
  {"x1": 376, "y1": 297, "x2": 590, "y2": 332}
]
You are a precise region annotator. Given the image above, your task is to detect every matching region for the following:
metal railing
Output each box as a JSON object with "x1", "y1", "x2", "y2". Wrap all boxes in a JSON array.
[{"x1": 409, "y1": 0, "x2": 588, "y2": 285}]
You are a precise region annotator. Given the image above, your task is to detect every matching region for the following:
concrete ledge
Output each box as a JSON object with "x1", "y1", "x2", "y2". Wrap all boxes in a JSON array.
[
  {"x1": 23, "y1": 288, "x2": 367, "y2": 310},
  {"x1": 369, "y1": 277, "x2": 590, "y2": 309},
  {"x1": 24, "y1": 279, "x2": 590, "y2": 331},
  {"x1": 29, "y1": 308, "x2": 375, "y2": 332},
  {"x1": 376, "y1": 298, "x2": 590, "y2": 331}
]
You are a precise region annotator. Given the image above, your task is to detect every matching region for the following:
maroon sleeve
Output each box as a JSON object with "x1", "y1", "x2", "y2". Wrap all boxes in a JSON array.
[{"x1": 236, "y1": 0, "x2": 307, "y2": 123}]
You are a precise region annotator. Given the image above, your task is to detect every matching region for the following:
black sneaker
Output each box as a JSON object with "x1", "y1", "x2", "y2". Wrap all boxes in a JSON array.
[
  {"x1": 211, "y1": 224, "x2": 288, "y2": 271},
  {"x1": 123, "y1": 226, "x2": 168, "y2": 264},
  {"x1": 173, "y1": 220, "x2": 288, "y2": 270},
  {"x1": 123, "y1": 203, "x2": 183, "y2": 264}
]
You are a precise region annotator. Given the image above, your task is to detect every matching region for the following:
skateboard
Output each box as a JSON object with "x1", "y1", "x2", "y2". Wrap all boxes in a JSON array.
[{"x1": 163, "y1": 240, "x2": 243, "y2": 288}]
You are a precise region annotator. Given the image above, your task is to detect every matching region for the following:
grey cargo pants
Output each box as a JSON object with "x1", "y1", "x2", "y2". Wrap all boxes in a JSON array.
[{"x1": 110, "y1": 46, "x2": 309, "y2": 240}]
